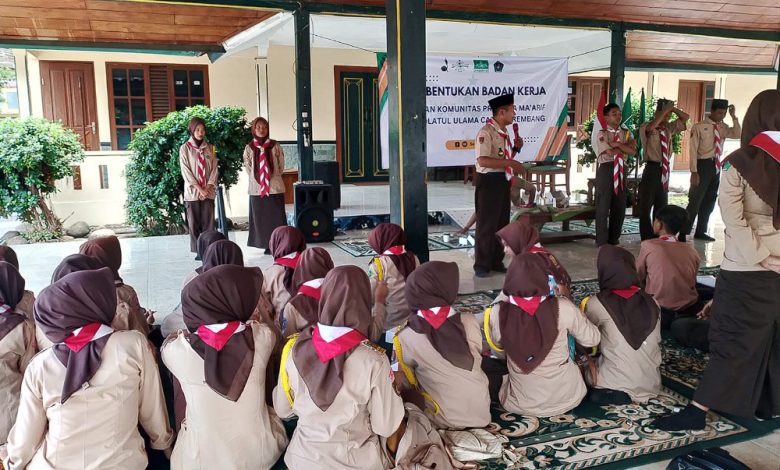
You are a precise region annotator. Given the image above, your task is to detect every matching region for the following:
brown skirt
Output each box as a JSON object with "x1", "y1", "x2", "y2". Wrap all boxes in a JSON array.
[{"x1": 248, "y1": 194, "x2": 287, "y2": 249}]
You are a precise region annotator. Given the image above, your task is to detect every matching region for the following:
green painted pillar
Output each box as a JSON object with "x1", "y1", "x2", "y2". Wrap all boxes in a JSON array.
[
  {"x1": 385, "y1": 0, "x2": 429, "y2": 262},
  {"x1": 610, "y1": 23, "x2": 626, "y2": 103},
  {"x1": 294, "y1": 6, "x2": 314, "y2": 180}
]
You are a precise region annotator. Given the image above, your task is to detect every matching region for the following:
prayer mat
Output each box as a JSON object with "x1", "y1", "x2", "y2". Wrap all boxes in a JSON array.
[
  {"x1": 539, "y1": 218, "x2": 641, "y2": 236},
  {"x1": 660, "y1": 337, "x2": 708, "y2": 393},
  {"x1": 331, "y1": 235, "x2": 462, "y2": 257}
]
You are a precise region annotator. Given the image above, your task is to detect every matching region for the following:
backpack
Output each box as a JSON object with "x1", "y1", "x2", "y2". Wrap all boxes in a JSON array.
[{"x1": 666, "y1": 447, "x2": 750, "y2": 470}]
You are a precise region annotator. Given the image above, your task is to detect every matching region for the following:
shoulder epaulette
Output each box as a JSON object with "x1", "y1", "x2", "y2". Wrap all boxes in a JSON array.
[{"x1": 361, "y1": 339, "x2": 387, "y2": 355}]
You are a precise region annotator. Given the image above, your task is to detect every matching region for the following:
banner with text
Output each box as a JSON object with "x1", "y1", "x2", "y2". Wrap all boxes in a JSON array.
[{"x1": 379, "y1": 55, "x2": 569, "y2": 168}]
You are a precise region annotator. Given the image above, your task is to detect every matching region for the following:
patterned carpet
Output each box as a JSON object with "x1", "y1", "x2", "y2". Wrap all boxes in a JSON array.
[
  {"x1": 332, "y1": 232, "x2": 473, "y2": 257},
  {"x1": 539, "y1": 218, "x2": 641, "y2": 236}
]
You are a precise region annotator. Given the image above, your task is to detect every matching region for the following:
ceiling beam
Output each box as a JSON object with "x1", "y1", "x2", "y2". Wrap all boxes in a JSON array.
[
  {"x1": 626, "y1": 61, "x2": 778, "y2": 75},
  {"x1": 0, "y1": 38, "x2": 223, "y2": 56}
]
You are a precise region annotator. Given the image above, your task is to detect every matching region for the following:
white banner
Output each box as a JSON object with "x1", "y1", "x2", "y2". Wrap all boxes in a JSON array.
[{"x1": 380, "y1": 55, "x2": 569, "y2": 168}]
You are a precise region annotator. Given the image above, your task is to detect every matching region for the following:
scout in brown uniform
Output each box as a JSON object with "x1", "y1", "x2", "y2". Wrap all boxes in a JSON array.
[
  {"x1": 638, "y1": 99, "x2": 689, "y2": 240},
  {"x1": 162, "y1": 265, "x2": 287, "y2": 470},
  {"x1": 682, "y1": 99, "x2": 741, "y2": 241},
  {"x1": 244, "y1": 117, "x2": 288, "y2": 254},
  {"x1": 0, "y1": 247, "x2": 34, "y2": 318},
  {"x1": 584, "y1": 246, "x2": 661, "y2": 405},
  {"x1": 283, "y1": 247, "x2": 334, "y2": 338},
  {"x1": 179, "y1": 117, "x2": 218, "y2": 256},
  {"x1": 394, "y1": 261, "x2": 491, "y2": 429},
  {"x1": 473, "y1": 93, "x2": 527, "y2": 277},
  {"x1": 273, "y1": 266, "x2": 405, "y2": 470},
  {"x1": 0, "y1": 262, "x2": 37, "y2": 444},
  {"x1": 263, "y1": 226, "x2": 307, "y2": 323},
  {"x1": 594, "y1": 103, "x2": 637, "y2": 246},
  {"x1": 5, "y1": 268, "x2": 173, "y2": 469},
  {"x1": 367, "y1": 223, "x2": 420, "y2": 331},
  {"x1": 654, "y1": 90, "x2": 780, "y2": 431},
  {"x1": 484, "y1": 254, "x2": 600, "y2": 417}
]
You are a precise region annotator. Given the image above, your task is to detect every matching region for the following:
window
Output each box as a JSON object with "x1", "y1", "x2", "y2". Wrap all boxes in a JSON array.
[
  {"x1": 99, "y1": 165, "x2": 109, "y2": 189},
  {"x1": 703, "y1": 83, "x2": 716, "y2": 117},
  {"x1": 566, "y1": 80, "x2": 577, "y2": 128},
  {"x1": 107, "y1": 63, "x2": 209, "y2": 150}
]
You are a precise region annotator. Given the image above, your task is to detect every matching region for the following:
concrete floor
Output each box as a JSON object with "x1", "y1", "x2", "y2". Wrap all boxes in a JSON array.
[{"x1": 6, "y1": 177, "x2": 780, "y2": 469}]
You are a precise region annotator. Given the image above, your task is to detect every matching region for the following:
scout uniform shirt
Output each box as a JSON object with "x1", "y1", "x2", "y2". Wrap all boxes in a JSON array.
[
  {"x1": 0, "y1": 314, "x2": 36, "y2": 443},
  {"x1": 636, "y1": 237, "x2": 701, "y2": 310},
  {"x1": 639, "y1": 119, "x2": 687, "y2": 163},
  {"x1": 689, "y1": 117, "x2": 741, "y2": 172},
  {"x1": 475, "y1": 121, "x2": 512, "y2": 174},
  {"x1": 368, "y1": 254, "x2": 420, "y2": 330},
  {"x1": 242, "y1": 143, "x2": 286, "y2": 196},
  {"x1": 596, "y1": 126, "x2": 634, "y2": 165},
  {"x1": 179, "y1": 139, "x2": 218, "y2": 202}
]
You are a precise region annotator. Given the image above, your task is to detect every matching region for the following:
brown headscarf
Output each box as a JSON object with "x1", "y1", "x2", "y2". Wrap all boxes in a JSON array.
[
  {"x1": 595, "y1": 246, "x2": 659, "y2": 350},
  {"x1": 292, "y1": 266, "x2": 372, "y2": 411},
  {"x1": 200, "y1": 239, "x2": 244, "y2": 274},
  {"x1": 0, "y1": 261, "x2": 26, "y2": 341},
  {"x1": 725, "y1": 89, "x2": 780, "y2": 229},
  {"x1": 188, "y1": 116, "x2": 206, "y2": 147},
  {"x1": 34, "y1": 268, "x2": 117, "y2": 403},
  {"x1": 499, "y1": 254, "x2": 559, "y2": 374},
  {"x1": 405, "y1": 261, "x2": 473, "y2": 370},
  {"x1": 270, "y1": 226, "x2": 307, "y2": 295},
  {"x1": 287, "y1": 247, "x2": 335, "y2": 326},
  {"x1": 496, "y1": 221, "x2": 572, "y2": 287},
  {"x1": 0, "y1": 246, "x2": 19, "y2": 270},
  {"x1": 196, "y1": 230, "x2": 226, "y2": 262},
  {"x1": 51, "y1": 254, "x2": 105, "y2": 284},
  {"x1": 368, "y1": 223, "x2": 417, "y2": 280},
  {"x1": 79, "y1": 236, "x2": 123, "y2": 283},
  {"x1": 182, "y1": 264, "x2": 261, "y2": 401},
  {"x1": 250, "y1": 117, "x2": 276, "y2": 174}
]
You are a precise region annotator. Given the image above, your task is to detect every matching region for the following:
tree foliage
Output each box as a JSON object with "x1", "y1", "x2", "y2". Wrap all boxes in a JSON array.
[
  {"x1": 125, "y1": 105, "x2": 251, "y2": 236},
  {"x1": 0, "y1": 117, "x2": 84, "y2": 234}
]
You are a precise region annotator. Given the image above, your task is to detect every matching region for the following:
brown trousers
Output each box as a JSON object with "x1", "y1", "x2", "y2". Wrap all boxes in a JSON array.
[
  {"x1": 185, "y1": 199, "x2": 215, "y2": 252},
  {"x1": 474, "y1": 172, "x2": 510, "y2": 272}
]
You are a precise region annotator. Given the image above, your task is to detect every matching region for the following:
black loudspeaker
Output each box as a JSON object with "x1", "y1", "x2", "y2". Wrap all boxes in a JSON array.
[
  {"x1": 314, "y1": 161, "x2": 341, "y2": 209},
  {"x1": 294, "y1": 183, "x2": 336, "y2": 243}
]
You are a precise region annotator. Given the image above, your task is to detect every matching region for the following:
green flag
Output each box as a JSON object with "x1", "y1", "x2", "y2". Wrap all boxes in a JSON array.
[{"x1": 621, "y1": 88, "x2": 633, "y2": 129}]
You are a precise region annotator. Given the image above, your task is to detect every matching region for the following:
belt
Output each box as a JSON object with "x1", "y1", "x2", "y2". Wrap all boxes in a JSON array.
[
  {"x1": 644, "y1": 161, "x2": 661, "y2": 166},
  {"x1": 479, "y1": 172, "x2": 507, "y2": 178}
]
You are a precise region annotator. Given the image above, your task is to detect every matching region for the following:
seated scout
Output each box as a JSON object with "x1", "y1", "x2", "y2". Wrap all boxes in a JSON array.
[
  {"x1": 263, "y1": 226, "x2": 307, "y2": 323},
  {"x1": 0, "y1": 247, "x2": 34, "y2": 318},
  {"x1": 283, "y1": 247, "x2": 335, "y2": 338},
  {"x1": 368, "y1": 223, "x2": 420, "y2": 330}
]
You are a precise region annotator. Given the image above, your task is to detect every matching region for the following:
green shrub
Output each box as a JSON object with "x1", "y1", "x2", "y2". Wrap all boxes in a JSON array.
[
  {"x1": 0, "y1": 117, "x2": 84, "y2": 235},
  {"x1": 126, "y1": 105, "x2": 252, "y2": 236}
]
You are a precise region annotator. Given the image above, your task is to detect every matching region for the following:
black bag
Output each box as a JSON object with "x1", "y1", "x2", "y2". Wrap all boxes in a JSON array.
[{"x1": 666, "y1": 447, "x2": 750, "y2": 470}]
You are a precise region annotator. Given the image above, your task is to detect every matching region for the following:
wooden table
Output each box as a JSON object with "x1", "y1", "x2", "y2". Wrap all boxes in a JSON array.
[{"x1": 512, "y1": 205, "x2": 597, "y2": 243}]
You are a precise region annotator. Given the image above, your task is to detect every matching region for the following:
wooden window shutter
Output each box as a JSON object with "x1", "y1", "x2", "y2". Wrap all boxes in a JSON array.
[{"x1": 149, "y1": 65, "x2": 171, "y2": 120}]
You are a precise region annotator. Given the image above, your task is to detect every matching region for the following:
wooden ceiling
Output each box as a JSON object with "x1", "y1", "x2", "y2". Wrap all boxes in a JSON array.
[
  {"x1": 626, "y1": 32, "x2": 780, "y2": 69},
  {"x1": 0, "y1": 0, "x2": 277, "y2": 49}
]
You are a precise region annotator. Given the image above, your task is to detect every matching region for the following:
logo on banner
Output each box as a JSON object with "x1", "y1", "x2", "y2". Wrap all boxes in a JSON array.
[
  {"x1": 493, "y1": 61, "x2": 504, "y2": 73},
  {"x1": 473, "y1": 60, "x2": 489, "y2": 72}
]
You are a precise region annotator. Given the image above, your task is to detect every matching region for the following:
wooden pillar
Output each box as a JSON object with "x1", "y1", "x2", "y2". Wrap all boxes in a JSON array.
[
  {"x1": 609, "y1": 23, "x2": 626, "y2": 103},
  {"x1": 385, "y1": 0, "x2": 429, "y2": 261},
  {"x1": 294, "y1": 6, "x2": 314, "y2": 180}
]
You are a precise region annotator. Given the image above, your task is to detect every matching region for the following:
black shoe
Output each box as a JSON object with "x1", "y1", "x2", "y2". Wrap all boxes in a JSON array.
[
  {"x1": 263, "y1": 248, "x2": 271, "y2": 255},
  {"x1": 588, "y1": 388, "x2": 633, "y2": 405},
  {"x1": 194, "y1": 255, "x2": 202, "y2": 261},
  {"x1": 474, "y1": 269, "x2": 491, "y2": 278},
  {"x1": 694, "y1": 233, "x2": 716, "y2": 242},
  {"x1": 492, "y1": 265, "x2": 507, "y2": 274},
  {"x1": 651, "y1": 404, "x2": 707, "y2": 431},
  {"x1": 677, "y1": 234, "x2": 687, "y2": 242}
]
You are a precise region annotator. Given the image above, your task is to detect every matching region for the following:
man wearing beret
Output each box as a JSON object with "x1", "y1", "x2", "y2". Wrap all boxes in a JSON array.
[
  {"x1": 681, "y1": 99, "x2": 741, "y2": 241},
  {"x1": 473, "y1": 93, "x2": 526, "y2": 278}
]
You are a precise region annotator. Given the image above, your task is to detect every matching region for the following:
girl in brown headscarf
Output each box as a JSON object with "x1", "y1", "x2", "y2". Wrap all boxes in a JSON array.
[
  {"x1": 244, "y1": 117, "x2": 288, "y2": 254},
  {"x1": 0, "y1": 262, "x2": 37, "y2": 445},
  {"x1": 274, "y1": 265, "x2": 405, "y2": 470},
  {"x1": 654, "y1": 90, "x2": 780, "y2": 431},
  {"x1": 5, "y1": 268, "x2": 173, "y2": 469},
  {"x1": 394, "y1": 261, "x2": 490, "y2": 429},
  {"x1": 485, "y1": 254, "x2": 600, "y2": 418},
  {"x1": 583, "y1": 246, "x2": 661, "y2": 405},
  {"x1": 367, "y1": 223, "x2": 420, "y2": 330},
  {"x1": 0, "y1": 246, "x2": 35, "y2": 318},
  {"x1": 283, "y1": 247, "x2": 334, "y2": 338},
  {"x1": 180, "y1": 116, "x2": 218, "y2": 255},
  {"x1": 162, "y1": 264, "x2": 287, "y2": 470},
  {"x1": 80, "y1": 236, "x2": 152, "y2": 337},
  {"x1": 263, "y1": 226, "x2": 307, "y2": 322},
  {"x1": 496, "y1": 220, "x2": 572, "y2": 298}
]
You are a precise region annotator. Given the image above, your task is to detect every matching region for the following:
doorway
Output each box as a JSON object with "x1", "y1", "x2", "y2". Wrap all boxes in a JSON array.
[
  {"x1": 676, "y1": 80, "x2": 715, "y2": 170},
  {"x1": 335, "y1": 66, "x2": 388, "y2": 183},
  {"x1": 40, "y1": 61, "x2": 100, "y2": 151}
]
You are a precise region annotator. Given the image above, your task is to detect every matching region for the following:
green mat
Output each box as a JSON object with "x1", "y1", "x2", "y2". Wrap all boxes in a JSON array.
[
  {"x1": 332, "y1": 234, "x2": 471, "y2": 257},
  {"x1": 539, "y1": 218, "x2": 641, "y2": 236}
]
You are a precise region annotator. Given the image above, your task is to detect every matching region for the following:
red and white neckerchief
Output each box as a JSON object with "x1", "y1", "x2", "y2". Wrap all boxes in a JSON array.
[
  {"x1": 312, "y1": 323, "x2": 367, "y2": 363},
  {"x1": 659, "y1": 235, "x2": 677, "y2": 243},
  {"x1": 0, "y1": 303, "x2": 11, "y2": 315},
  {"x1": 658, "y1": 127, "x2": 671, "y2": 191},
  {"x1": 749, "y1": 131, "x2": 780, "y2": 164},
  {"x1": 416, "y1": 305, "x2": 455, "y2": 329},
  {"x1": 187, "y1": 141, "x2": 208, "y2": 187},
  {"x1": 612, "y1": 285, "x2": 641, "y2": 299},
  {"x1": 507, "y1": 294, "x2": 547, "y2": 316},
  {"x1": 62, "y1": 323, "x2": 114, "y2": 353},
  {"x1": 713, "y1": 123, "x2": 723, "y2": 170},
  {"x1": 608, "y1": 128, "x2": 625, "y2": 194},
  {"x1": 196, "y1": 321, "x2": 246, "y2": 351},
  {"x1": 298, "y1": 278, "x2": 324, "y2": 301},
  {"x1": 252, "y1": 139, "x2": 274, "y2": 197},
  {"x1": 275, "y1": 252, "x2": 301, "y2": 269},
  {"x1": 382, "y1": 245, "x2": 406, "y2": 256},
  {"x1": 527, "y1": 243, "x2": 548, "y2": 254},
  {"x1": 487, "y1": 118, "x2": 514, "y2": 181}
]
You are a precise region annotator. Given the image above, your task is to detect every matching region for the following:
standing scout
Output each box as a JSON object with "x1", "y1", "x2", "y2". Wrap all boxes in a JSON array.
[
  {"x1": 682, "y1": 99, "x2": 740, "y2": 241},
  {"x1": 473, "y1": 93, "x2": 526, "y2": 278},
  {"x1": 179, "y1": 117, "x2": 218, "y2": 257},
  {"x1": 594, "y1": 103, "x2": 637, "y2": 246},
  {"x1": 638, "y1": 100, "x2": 689, "y2": 240}
]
